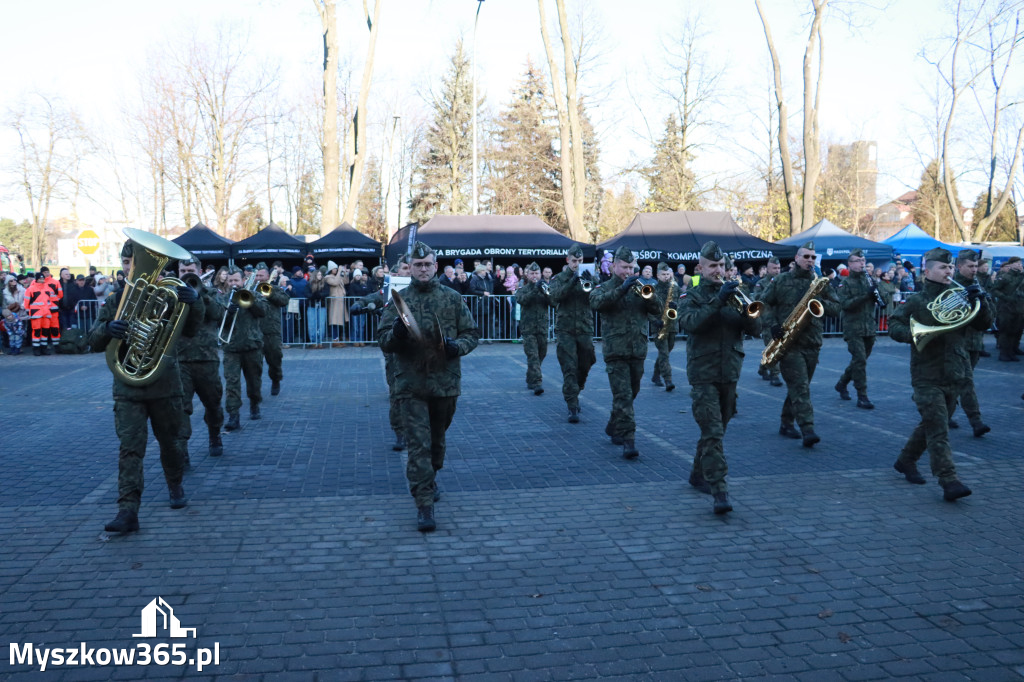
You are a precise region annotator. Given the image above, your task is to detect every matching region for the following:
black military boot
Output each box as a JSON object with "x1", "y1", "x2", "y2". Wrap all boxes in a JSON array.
[
  {"x1": 948, "y1": 418, "x2": 959, "y2": 429},
  {"x1": 104, "y1": 509, "x2": 139, "y2": 533},
  {"x1": 972, "y1": 423, "x2": 991, "y2": 438},
  {"x1": 622, "y1": 440, "x2": 639, "y2": 460},
  {"x1": 224, "y1": 413, "x2": 240, "y2": 431},
  {"x1": 651, "y1": 375, "x2": 664, "y2": 387},
  {"x1": 835, "y1": 381, "x2": 851, "y2": 400},
  {"x1": 209, "y1": 434, "x2": 223, "y2": 457},
  {"x1": 688, "y1": 471, "x2": 711, "y2": 495},
  {"x1": 533, "y1": 386, "x2": 544, "y2": 396},
  {"x1": 942, "y1": 479, "x2": 972, "y2": 501},
  {"x1": 392, "y1": 434, "x2": 407, "y2": 451},
  {"x1": 45, "y1": 343, "x2": 55, "y2": 355},
  {"x1": 713, "y1": 492, "x2": 733, "y2": 515},
  {"x1": 168, "y1": 483, "x2": 188, "y2": 509},
  {"x1": 770, "y1": 375, "x2": 783, "y2": 387},
  {"x1": 33, "y1": 345, "x2": 42, "y2": 356},
  {"x1": 856, "y1": 394, "x2": 875, "y2": 410},
  {"x1": 665, "y1": 382, "x2": 675, "y2": 392},
  {"x1": 893, "y1": 460, "x2": 926, "y2": 485},
  {"x1": 801, "y1": 429, "x2": 820, "y2": 448},
  {"x1": 779, "y1": 422, "x2": 801, "y2": 439},
  {"x1": 271, "y1": 379, "x2": 281, "y2": 396},
  {"x1": 998, "y1": 352, "x2": 1019, "y2": 362},
  {"x1": 250, "y1": 404, "x2": 261, "y2": 420},
  {"x1": 979, "y1": 349, "x2": 991, "y2": 357},
  {"x1": 568, "y1": 408, "x2": 580, "y2": 424},
  {"x1": 417, "y1": 505, "x2": 436, "y2": 532}
]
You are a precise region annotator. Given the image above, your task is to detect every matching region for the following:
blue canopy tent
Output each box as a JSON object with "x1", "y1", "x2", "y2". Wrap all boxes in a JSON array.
[
  {"x1": 172, "y1": 222, "x2": 234, "y2": 260},
  {"x1": 882, "y1": 223, "x2": 962, "y2": 261},
  {"x1": 778, "y1": 219, "x2": 894, "y2": 262},
  {"x1": 308, "y1": 222, "x2": 381, "y2": 261},
  {"x1": 232, "y1": 222, "x2": 308, "y2": 262}
]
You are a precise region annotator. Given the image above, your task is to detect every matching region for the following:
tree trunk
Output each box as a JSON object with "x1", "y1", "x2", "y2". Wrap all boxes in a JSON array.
[
  {"x1": 800, "y1": 2, "x2": 827, "y2": 234},
  {"x1": 318, "y1": 0, "x2": 340, "y2": 235},
  {"x1": 341, "y1": 0, "x2": 383, "y2": 229}
]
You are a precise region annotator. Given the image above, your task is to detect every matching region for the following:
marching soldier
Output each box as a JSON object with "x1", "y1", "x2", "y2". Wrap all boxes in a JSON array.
[
  {"x1": 590, "y1": 245, "x2": 663, "y2": 459},
  {"x1": 255, "y1": 263, "x2": 290, "y2": 396},
  {"x1": 176, "y1": 256, "x2": 226, "y2": 463},
  {"x1": 951, "y1": 249, "x2": 991, "y2": 437},
  {"x1": 221, "y1": 268, "x2": 267, "y2": 431},
  {"x1": 760, "y1": 241, "x2": 840, "y2": 448},
  {"x1": 889, "y1": 247, "x2": 991, "y2": 501},
  {"x1": 678, "y1": 241, "x2": 761, "y2": 514},
  {"x1": 650, "y1": 262, "x2": 680, "y2": 391},
  {"x1": 549, "y1": 244, "x2": 597, "y2": 423},
  {"x1": 991, "y1": 256, "x2": 1024, "y2": 361},
  {"x1": 754, "y1": 257, "x2": 783, "y2": 386},
  {"x1": 514, "y1": 262, "x2": 551, "y2": 395},
  {"x1": 835, "y1": 249, "x2": 886, "y2": 409},
  {"x1": 378, "y1": 242, "x2": 479, "y2": 532},
  {"x1": 90, "y1": 238, "x2": 202, "y2": 534}
]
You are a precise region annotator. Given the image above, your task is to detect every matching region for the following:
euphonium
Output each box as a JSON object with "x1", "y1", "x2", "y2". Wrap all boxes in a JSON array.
[
  {"x1": 760, "y1": 276, "x2": 830, "y2": 368},
  {"x1": 105, "y1": 228, "x2": 193, "y2": 386},
  {"x1": 910, "y1": 277, "x2": 980, "y2": 351}
]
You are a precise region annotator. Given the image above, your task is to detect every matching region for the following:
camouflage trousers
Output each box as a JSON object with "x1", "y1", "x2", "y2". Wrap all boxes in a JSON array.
[
  {"x1": 224, "y1": 349, "x2": 263, "y2": 414},
  {"x1": 759, "y1": 332, "x2": 779, "y2": 378},
  {"x1": 689, "y1": 382, "x2": 737, "y2": 494},
  {"x1": 956, "y1": 351, "x2": 983, "y2": 428},
  {"x1": 522, "y1": 332, "x2": 548, "y2": 388},
  {"x1": 604, "y1": 358, "x2": 644, "y2": 440},
  {"x1": 178, "y1": 361, "x2": 224, "y2": 456},
  {"x1": 838, "y1": 335, "x2": 875, "y2": 394},
  {"x1": 652, "y1": 334, "x2": 675, "y2": 384},
  {"x1": 556, "y1": 332, "x2": 596, "y2": 410},
  {"x1": 897, "y1": 382, "x2": 963, "y2": 485},
  {"x1": 263, "y1": 336, "x2": 283, "y2": 382},
  {"x1": 996, "y1": 313, "x2": 1023, "y2": 355},
  {"x1": 404, "y1": 396, "x2": 458, "y2": 508},
  {"x1": 779, "y1": 345, "x2": 820, "y2": 431},
  {"x1": 113, "y1": 396, "x2": 186, "y2": 513},
  {"x1": 384, "y1": 353, "x2": 403, "y2": 436}
]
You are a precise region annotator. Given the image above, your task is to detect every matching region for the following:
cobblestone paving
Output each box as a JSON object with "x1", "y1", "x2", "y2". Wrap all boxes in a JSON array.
[{"x1": 1, "y1": 337, "x2": 1022, "y2": 680}]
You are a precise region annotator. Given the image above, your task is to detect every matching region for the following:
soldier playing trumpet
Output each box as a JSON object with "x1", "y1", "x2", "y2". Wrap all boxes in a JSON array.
[
  {"x1": 514, "y1": 262, "x2": 552, "y2": 396},
  {"x1": 835, "y1": 249, "x2": 887, "y2": 410}
]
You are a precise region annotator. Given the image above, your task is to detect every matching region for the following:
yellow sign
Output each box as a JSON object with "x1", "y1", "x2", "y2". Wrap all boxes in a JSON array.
[{"x1": 77, "y1": 230, "x2": 100, "y2": 255}]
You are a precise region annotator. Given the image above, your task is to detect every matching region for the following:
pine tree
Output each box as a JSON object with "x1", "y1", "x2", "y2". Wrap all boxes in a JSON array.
[
  {"x1": 913, "y1": 158, "x2": 962, "y2": 243},
  {"x1": 972, "y1": 191, "x2": 1018, "y2": 242},
  {"x1": 357, "y1": 155, "x2": 387, "y2": 243},
  {"x1": 642, "y1": 114, "x2": 699, "y2": 212}
]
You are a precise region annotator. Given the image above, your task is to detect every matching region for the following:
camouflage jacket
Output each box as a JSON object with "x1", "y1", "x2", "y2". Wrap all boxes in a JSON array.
[
  {"x1": 217, "y1": 291, "x2": 267, "y2": 353},
  {"x1": 760, "y1": 267, "x2": 840, "y2": 349},
  {"x1": 258, "y1": 285, "x2": 291, "y2": 337},
  {"x1": 177, "y1": 284, "x2": 225, "y2": 363},
  {"x1": 953, "y1": 271, "x2": 986, "y2": 352},
  {"x1": 378, "y1": 278, "x2": 480, "y2": 399},
  {"x1": 514, "y1": 281, "x2": 551, "y2": 335},
  {"x1": 876, "y1": 279, "x2": 898, "y2": 317},
  {"x1": 548, "y1": 268, "x2": 594, "y2": 335},
  {"x1": 678, "y1": 280, "x2": 761, "y2": 384},
  {"x1": 88, "y1": 288, "x2": 204, "y2": 400},
  {"x1": 590, "y1": 275, "x2": 662, "y2": 361},
  {"x1": 752, "y1": 274, "x2": 779, "y2": 329},
  {"x1": 889, "y1": 278, "x2": 993, "y2": 387},
  {"x1": 649, "y1": 280, "x2": 680, "y2": 335},
  {"x1": 991, "y1": 269, "x2": 1024, "y2": 316},
  {"x1": 838, "y1": 271, "x2": 883, "y2": 338}
]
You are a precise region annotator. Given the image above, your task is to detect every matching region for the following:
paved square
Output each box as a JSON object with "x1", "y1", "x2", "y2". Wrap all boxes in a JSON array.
[{"x1": 2, "y1": 338, "x2": 1023, "y2": 680}]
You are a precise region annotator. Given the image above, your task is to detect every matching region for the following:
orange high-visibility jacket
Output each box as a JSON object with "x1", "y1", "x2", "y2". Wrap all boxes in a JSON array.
[
  {"x1": 44, "y1": 275, "x2": 63, "y2": 310},
  {"x1": 24, "y1": 281, "x2": 53, "y2": 319}
]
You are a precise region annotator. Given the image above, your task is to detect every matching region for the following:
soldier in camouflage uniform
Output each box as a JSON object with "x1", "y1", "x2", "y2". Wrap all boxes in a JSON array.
[
  {"x1": 754, "y1": 257, "x2": 783, "y2": 386},
  {"x1": 760, "y1": 241, "x2": 841, "y2": 448},
  {"x1": 834, "y1": 249, "x2": 886, "y2": 409},
  {"x1": 221, "y1": 268, "x2": 268, "y2": 431},
  {"x1": 678, "y1": 241, "x2": 761, "y2": 514},
  {"x1": 889, "y1": 247, "x2": 991, "y2": 501},
  {"x1": 176, "y1": 256, "x2": 226, "y2": 463},
  {"x1": 590, "y1": 245, "x2": 663, "y2": 459},
  {"x1": 991, "y1": 256, "x2": 1024, "y2": 361},
  {"x1": 90, "y1": 239, "x2": 203, "y2": 534},
  {"x1": 650, "y1": 262, "x2": 680, "y2": 391},
  {"x1": 379, "y1": 242, "x2": 479, "y2": 532},
  {"x1": 549, "y1": 244, "x2": 596, "y2": 423},
  {"x1": 515, "y1": 262, "x2": 551, "y2": 395},
  {"x1": 255, "y1": 264, "x2": 291, "y2": 396},
  {"x1": 951, "y1": 250, "x2": 991, "y2": 438}
]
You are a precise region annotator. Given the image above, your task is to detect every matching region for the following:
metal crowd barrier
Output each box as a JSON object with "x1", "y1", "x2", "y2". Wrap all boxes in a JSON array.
[{"x1": 74, "y1": 300, "x2": 103, "y2": 334}]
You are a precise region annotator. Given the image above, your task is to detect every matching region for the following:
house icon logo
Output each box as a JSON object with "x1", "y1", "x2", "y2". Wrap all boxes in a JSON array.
[{"x1": 132, "y1": 597, "x2": 197, "y2": 638}]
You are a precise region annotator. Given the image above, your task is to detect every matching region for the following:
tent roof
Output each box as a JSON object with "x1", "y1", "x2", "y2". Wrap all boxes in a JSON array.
[
  {"x1": 232, "y1": 222, "x2": 308, "y2": 260},
  {"x1": 778, "y1": 219, "x2": 894, "y2": 261},
  {"x1": 881, "y1": 224, "x2": 963, "y2": 258},
  {"x1": 598, "y1": 211, "x2": 795, "y2": 262},
  {"x1": 386, "y1": 215, "x2": 591, "y2": 263},
  {"x1": 309, "y1": 222, "x2": 381, "y2": 259},
  {"x1": 172, "y1": 222, "x2": 233, "y2": 259}
]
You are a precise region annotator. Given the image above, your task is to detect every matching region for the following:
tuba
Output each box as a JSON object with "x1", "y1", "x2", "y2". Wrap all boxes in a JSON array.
[
  {"x1": 910, "y1": 277, "x2": 980, "y2": 351},
  {"x1": 106, "y1": 228, "x2": 193, "y2": 386},
  {"x1": 761, "y1": 276, "x2": 830, "y2": 368}
]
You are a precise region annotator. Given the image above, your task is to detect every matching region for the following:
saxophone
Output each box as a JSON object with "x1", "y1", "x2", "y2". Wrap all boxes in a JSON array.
[
  {"x1": 656, "y1": 281, "x2": 678, "y2": 341},
  {"x1": 760, "y1": 275, "x2": 830, "y2": 368}
]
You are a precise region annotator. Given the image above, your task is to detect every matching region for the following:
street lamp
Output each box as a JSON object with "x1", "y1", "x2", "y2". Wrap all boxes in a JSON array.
[{"x1": 472, "y1": 0, "x2": 484, "y2": 216}]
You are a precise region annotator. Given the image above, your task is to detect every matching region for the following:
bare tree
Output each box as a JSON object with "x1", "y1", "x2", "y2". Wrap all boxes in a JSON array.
[{"x1": 315, "y1": 0, "x2": 341, "y2": 235}]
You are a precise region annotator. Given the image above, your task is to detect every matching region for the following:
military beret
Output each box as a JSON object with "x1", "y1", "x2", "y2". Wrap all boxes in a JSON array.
[
  {"x1": 256, "y1": 261, "x2": 268, "y2": 271},
  {"x1": 956, "y1": 249, "x2": 980, "y2": 263},
  {"x1": 612, "y1": 245, "x2": 633, "y2": 262},
  {"x1": 120, "y1": 240, "x2": 134, "y2": 259},
  {"x1": 801, "y1": 241, "x2": 815, "y2": 251},
  {"x1": 849, "y1": 248, "x2": 864, "y2": 259},
  {"x1": 699, "y1": 241, "x2": 724, "y2": 261},
  {"x1": 657, "y1": 261, "x2": 672, "y2": 272},
  {"x1": 1006, "y1": 256, "x2": 1022, "y2": 264},
  {"x1": 979, "y1": 257, "x2": 991, "y2": 264},
  {"x1": 525, "y1": 262, "x2": 541, "y2": 272},
  {"x1": 566, "y1": 244, "x2": 585, "y2": 259},
  {"x1": 923, "y1": 247, "x2": 953, "y2": 265},
  {"x1": 723, "y1": 256, "x2": 734, "y2": 270},
  {"x1": 410, "y1": 241, "x2": 435, "y2": 259},
  {"x1": 767, "y1": 256, "x2": 780, "y2": 265}
]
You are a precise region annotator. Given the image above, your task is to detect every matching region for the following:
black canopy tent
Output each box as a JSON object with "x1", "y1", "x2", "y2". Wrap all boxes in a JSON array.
[
  {"x1": 308, "y1": 222, "x2": 381, "y2": 260},
  {"x1": 171, "y1": 222, "x2": 234, "y2": 260},
  {"x1": 385, "y1": 215, "x2": 593, "y2": 264},
  {"x1": 778, "y1": 219, "x2": 894, "y2": 262},
  {"x1": 598, "y1": 211, "x2": 796, "y2": 263},
  {"x1": 231, "y1": 222, "x2": 308, "y2": 262}
]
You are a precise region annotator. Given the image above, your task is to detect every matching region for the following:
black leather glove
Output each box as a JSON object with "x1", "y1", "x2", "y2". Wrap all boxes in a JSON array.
[
  {"x1": 771, "y1": 324, "x2": 785, "y2": 340},
  {"x1": 619, "y1": 275, "x2": 640, "y2": 293},
  {"x1": 668, "y1": 301, "x2": 678, "y2": 310},
  {"x1": 717, "y1": 280, "x2": 740, "y2": 302},
  {"x1": 580, "y1": 270, "x2": 593, "y2": 282},
  {"x1": 444, "y1": 337, "x2": 460, "y2": 359},
  {"x1": 176, "y1": 285, "x2": 198, "y2": 305},
  {"x1": 651, "y1": 319, "x2": 664, "y2": 331},
  {"x1": 392, "y1": 316, "x2": 409, "y2": 341},
  {"x1": 965, "y1": 283, "x2": 983, "y2": 303},
  {"x1": 227, "y1": 303, "x2": 240, "y2": 314},
  {"x1": 107, "y1": 320, "x2": 129, "y2": 339}
]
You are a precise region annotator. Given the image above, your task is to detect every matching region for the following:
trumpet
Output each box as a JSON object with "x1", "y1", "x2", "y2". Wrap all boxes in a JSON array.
[
  {"x1": 218, "y1": 274, "x2": 273, "y2": 344},
  {"x1": 579, "y1": 276, "x2": 593, "y2": 293},
  {"x1": 631, "y1": 281, "x2": 655, "y2": 299},
  {"x1": 540, "y1": 282, "x2": 551, "y2": 297},
  {"x1": 182, "y1": 270, "x2": 214, "y2": 290},
  {"x1": 728, "y1": 278, "x2": 763, "y2": 318}
]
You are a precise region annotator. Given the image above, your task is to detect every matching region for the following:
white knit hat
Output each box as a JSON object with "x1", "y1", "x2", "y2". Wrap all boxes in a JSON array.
[{"x1": 327, "y1": 260, "x2": 339, "y2": 272}]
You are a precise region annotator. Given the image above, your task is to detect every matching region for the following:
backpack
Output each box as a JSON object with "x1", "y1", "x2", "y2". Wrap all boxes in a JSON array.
[{"x1": 58, "y1": 328, "x2": 90, "y2": 354}]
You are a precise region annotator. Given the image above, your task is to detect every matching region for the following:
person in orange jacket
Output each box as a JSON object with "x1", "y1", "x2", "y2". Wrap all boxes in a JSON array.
[
  {"x1": 40, "y1": 266, "x2": 63, "y2": 349},
  {"x1": 23, "y1": 272, "x2": 53, "y2": 355}
]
